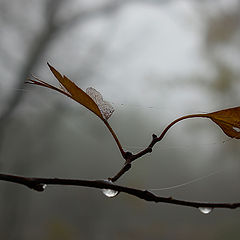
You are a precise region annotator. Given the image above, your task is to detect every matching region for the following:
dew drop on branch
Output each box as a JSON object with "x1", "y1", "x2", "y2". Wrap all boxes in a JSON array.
[
  {"x1": 102, "y1": 179, "x2": 118, "y2": 198},
  {"x1": 198, "y1": 207, "x2": 213, "y2": 214},
  {"x1": 33, "y1": 183, "x2": 48, "y2": 192}
]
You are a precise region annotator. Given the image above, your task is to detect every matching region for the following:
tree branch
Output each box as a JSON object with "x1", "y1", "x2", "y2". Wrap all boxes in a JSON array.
[
  {"x1": 0, "y1": 173, "x2": 239, "y2": 210},
  {"x1": 110, "y1": 114, "x2": 208, "y2": 181}
]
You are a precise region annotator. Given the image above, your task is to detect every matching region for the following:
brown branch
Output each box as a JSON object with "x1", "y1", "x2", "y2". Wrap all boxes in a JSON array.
[
  {"x1": 103, "y1": 120, "x2": 126, "y2": 158},
  {"x1": 0, "y1": 173, "x2": 239, "y2": 210},
  {"x1": 110, "y1": 162, "x2": 132, "y2": 182},
  {"x1": 110, "y1": 114, "x2": 208, "y2": 181},
  {"x1": 131, "y1": 114, "x2": 208, "y2": 161}
]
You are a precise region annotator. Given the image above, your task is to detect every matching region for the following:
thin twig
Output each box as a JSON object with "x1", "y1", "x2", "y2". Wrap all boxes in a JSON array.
[
  {"x1": 0, "y1": 173, "x2": 239, "y2": 210},
  {"x1": 103, "y1": 120, "x2": 126, "y2": 158},
  {"x1": 131, "y1": 114, "x2": 207, "y2": 161},
  {"x1": 110, "y1": 114, "x2": 208, "y2": 181}
]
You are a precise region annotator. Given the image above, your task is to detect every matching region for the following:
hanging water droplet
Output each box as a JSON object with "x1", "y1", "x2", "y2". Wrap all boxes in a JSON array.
[
  {"x1": 33, "y1": 183, "x2": 47, "y2": 192},
  {"x1": 198, "y1": 207, "x2": 213, "y2": 214},
  {"x1": 102, "y1": 188, "x2": 118, "y2": 198},
  {"x1": 102, "y1": 180, "x2": 118, "y2": 198}
]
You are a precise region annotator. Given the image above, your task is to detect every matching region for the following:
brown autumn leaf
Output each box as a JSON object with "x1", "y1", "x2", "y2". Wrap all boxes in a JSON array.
[
  {"x1": 160, "y1": 106, "x2": 240, "y2": 141},
  {"x1": 206, "y1": 106, "x2": 240, "y2": 139},
  {"x1": 26, "y1": 64, "x2": 123, "y2": 156},
  {"x1": 46, "y1": 63, "x2": 104, "y2": 120}
]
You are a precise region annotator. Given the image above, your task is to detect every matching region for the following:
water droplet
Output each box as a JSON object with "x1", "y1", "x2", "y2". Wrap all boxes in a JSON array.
[
  {"x1": 233, "y1": 127, "x2": 240, "y2": 132},
  {"x1": 102, "y1": 180, "x2": 118, "y2": 198},
  {"x1": 33, "y1": 183, "x2": 47, "y2": 192},
  {"x1": 86, "y1": 87, "x2": 114, "y2": 120},
  {"x1": 199, "y1": 207, "x2": 213, "y2": 214}
]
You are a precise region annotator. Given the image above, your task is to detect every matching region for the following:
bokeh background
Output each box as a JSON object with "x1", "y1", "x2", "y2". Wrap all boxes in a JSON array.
[{"x1": 0, "y1": 0, "x2": 240, "y2": 239}]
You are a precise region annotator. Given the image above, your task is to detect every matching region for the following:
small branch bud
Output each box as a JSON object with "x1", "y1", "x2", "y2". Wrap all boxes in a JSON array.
[{"x1": 152, "y1": 134, "x2": 157, "y2": 139}]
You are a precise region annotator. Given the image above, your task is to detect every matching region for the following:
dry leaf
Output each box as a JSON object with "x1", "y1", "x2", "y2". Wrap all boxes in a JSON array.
[
  {"x1": 26, "y1": 64, "x2": 124, "y2": 156},
  {"x1": 161, "y1": 106, "x2": 240, "y2": 141},
  {"x1": 27, "y1": 64, "x2": 105, "y2": 120},
  {"x1": 47, "y1": 63, "x2": 103, "y2": 119},
  {"x1": 206, "y1": 106, "x2": 240, "y2": 139}
]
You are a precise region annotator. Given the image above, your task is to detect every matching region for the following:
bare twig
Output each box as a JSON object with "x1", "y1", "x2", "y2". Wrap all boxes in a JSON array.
[
  {"x1": 103, "y1": 120, "x2": 126, "y2": 158},
  {"x1": 0, "y1": 173, "x2": 239, "y2": 210},
  {"x1": 110, "y1": 114, "x2": 208, "y2": 181}
]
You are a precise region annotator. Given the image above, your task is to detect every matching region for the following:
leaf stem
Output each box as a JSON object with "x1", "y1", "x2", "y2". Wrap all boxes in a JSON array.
[
  {"x1": 103, "y1": 120, "x2": 126, "y2": 158},
  {"x1": 131, "y1": 114, "x2": 208, "y2": 161},
  {"x1": 110, "y1": 113, "x2": 208, "y2": 181},
  {"x1": 158, "y1": 113, "x2": 207, "y2": 141}
]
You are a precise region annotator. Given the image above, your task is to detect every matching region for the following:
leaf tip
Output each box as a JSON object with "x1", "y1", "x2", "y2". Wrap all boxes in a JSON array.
[
  {"x1": 47, "y1": 62, "x2": 52, "y2": 68},
  {"x1": 47, "y1": 63, "x2": 64, "y2": 83},
  {"x1": 47, "y1": 62, "x2": 56, "y2": 73}
]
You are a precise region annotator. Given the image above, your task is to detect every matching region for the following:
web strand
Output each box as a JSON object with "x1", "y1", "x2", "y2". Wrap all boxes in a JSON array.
[{"x1": 149, "y1": 169, "x2": 225, "y2": 191}]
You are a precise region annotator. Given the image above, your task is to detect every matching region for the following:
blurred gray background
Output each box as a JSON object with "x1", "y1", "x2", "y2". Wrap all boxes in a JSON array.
[{"x1": 0, "y1": 0, "x2": 240, "y2": 239}]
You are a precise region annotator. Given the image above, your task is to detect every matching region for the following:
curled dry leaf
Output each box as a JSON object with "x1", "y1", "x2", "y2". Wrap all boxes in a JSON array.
[
  {"x1": 47, "y1": 63, "x2": 103, "y2": 120},
  {"x1": 27, "y1": 63, "x2": 116, "y2": 121},
  {"x1": 26, "y1": 63, "x2": 123, "y2": 156},
  {"x1": 158, "y1": 106, "x2": 240, "y2": 142},
  {"x1": 206, "y1": 106, "x2": 240, "y2": 139}
]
